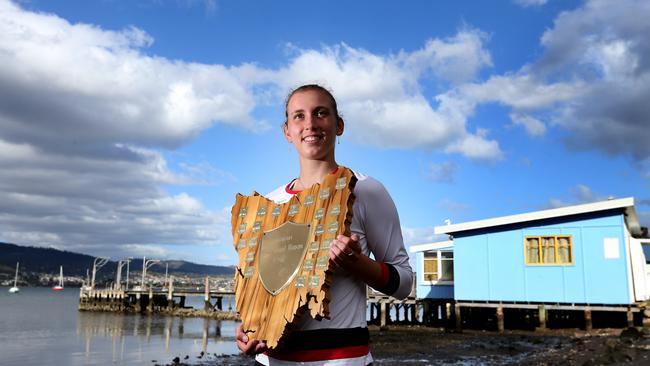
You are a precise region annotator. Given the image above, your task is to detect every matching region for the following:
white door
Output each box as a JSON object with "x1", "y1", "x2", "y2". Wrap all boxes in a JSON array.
[
  {"x1": 642, "y1": 241, "x2": 650, "y2": 299},
  {"x1": 629, "y1": 238, "x2": 650, "y2": 301}
]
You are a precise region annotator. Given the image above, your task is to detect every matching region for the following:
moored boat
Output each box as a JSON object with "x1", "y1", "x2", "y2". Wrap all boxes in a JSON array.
[
  {"x1": 52, "y1": 265, "x2": 64, "y2": 291},
  {"x1": 8, "y1": 262, "x2": 20, "y2": 293}
]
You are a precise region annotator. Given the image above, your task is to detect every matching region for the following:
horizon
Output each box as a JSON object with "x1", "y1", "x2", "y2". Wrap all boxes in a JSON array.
[{"x1": 0, "y1": 0, "x2": 648, "y2": 266}]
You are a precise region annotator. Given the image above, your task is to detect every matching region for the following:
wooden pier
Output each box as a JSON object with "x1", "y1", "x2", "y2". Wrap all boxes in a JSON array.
[
  {"x1": 367, "y1": 284, "x2": 420, "y2": 328},
  {"x1": 79, "y1": 276, "x2": 237, "y2": 319}
]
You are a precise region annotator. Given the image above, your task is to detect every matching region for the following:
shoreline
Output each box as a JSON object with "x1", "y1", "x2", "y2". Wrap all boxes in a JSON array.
[
  {"x1": 78, "y1": 304, "x2": 240, "y2": 320},
  {"x1": 153, "y1": 325, "x2": 650, "y2": 366}
]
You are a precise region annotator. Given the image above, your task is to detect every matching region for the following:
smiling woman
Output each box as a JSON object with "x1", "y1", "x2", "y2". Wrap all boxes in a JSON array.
[{"x1": 234, "y1": 84, "x2": 413, "y2": 366}]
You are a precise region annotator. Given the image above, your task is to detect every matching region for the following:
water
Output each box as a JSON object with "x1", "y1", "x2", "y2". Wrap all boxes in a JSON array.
[{"x1": 0, "y1": 287, "x2": 240, "y2": 365}]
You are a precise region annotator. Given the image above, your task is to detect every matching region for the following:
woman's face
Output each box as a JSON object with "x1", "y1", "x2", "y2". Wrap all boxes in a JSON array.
[{"x1": 284, "y1": 89, "x2": 343, "y2": 162}]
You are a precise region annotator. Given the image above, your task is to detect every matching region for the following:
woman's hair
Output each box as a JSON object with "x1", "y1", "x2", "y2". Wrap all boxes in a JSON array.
[{"x1": 283, "y1": 84, "x2": 340, "y2": 126}]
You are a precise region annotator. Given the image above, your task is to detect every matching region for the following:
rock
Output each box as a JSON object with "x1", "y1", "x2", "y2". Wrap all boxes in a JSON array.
[
  {"x1": 172, "y1": 356, "x2": 180, "y2": 365},
  {"x1": 640, "y1": 327, "x2": 650, "y2": 338},
  {"x1": 620, "y1": 327, "x2": 642, "y2": 340}
]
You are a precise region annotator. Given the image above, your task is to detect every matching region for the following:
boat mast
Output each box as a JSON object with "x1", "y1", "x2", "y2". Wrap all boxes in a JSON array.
[
  {"x1": 14, "y1": 262, "x2": 19, "y2": 287},
  {"x1": 59, "y1": 265, "x2": 64, "y2": 287}
]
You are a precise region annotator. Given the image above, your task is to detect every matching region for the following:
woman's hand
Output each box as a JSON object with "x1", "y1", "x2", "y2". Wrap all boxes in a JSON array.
[
  {"x1": 236, "y1": 324, "x2": 268, "y2": 356},
  {"x1": 329, "y1": 233, "x2": 361, "y2": 268}
]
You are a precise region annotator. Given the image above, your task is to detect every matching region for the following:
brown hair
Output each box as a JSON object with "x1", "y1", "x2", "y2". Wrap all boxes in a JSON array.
[{"x1": 284, "y1": 84, "x2": 341, "y2": 126}]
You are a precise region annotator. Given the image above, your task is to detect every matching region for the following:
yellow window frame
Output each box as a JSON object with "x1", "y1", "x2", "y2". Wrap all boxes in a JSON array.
[{"x1": 524, "y1": 235, "x2": 573, "y2": 265}]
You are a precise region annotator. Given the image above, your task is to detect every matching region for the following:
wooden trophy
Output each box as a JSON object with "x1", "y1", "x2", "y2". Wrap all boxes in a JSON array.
[{"x1": 231, "y1": 167, "x2": 357, "y2": 349}]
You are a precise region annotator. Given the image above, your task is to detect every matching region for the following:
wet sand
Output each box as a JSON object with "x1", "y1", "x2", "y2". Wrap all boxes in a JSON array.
[{"x1": 157, "y1": 325, "x2": 650, "y2": 366}]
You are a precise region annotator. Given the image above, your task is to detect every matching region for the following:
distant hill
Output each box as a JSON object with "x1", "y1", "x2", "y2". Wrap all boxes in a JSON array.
[{"x1": 0, "y1": 242, "x2": 235, "y2": 279}]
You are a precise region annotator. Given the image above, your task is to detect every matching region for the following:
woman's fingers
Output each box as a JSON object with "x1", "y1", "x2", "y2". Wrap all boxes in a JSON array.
[
  {"x1": 329, "y1": 234, "x2": 361, "y2": 266},
  {"x1": 235, "y1": 324, "x2": 268, "y2": 355}
]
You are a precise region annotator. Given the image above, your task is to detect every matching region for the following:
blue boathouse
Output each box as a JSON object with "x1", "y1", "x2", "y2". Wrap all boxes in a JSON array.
[{"x1": 411, "y1": 197, "x2": 650, "y2": 330}]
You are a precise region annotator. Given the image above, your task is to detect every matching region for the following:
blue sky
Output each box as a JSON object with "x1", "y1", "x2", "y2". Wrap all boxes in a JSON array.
[{"x1": 0, "y1": 0, "x2": 648, "y2": 266}]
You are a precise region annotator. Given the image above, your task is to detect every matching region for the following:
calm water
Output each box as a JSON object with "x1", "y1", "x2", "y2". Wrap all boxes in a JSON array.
[{"x1": 0, "y1": 287, "x2": 240, "y2": 365}]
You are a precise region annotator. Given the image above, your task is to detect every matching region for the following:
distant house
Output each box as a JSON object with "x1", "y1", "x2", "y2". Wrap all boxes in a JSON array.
[
  {"x1": 410, "y1": 240, "x2": 454, "y2": 301},
  {"x1": 411, "y1": 197, "x2": 650, "y2": 329}
]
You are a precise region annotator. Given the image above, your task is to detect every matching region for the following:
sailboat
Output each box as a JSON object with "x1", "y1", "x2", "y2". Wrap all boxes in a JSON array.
[
  {"x1": 8, "y1": 262, "x2": 20, "y2": 293},
  {"x1": 52, "y1": 265, "x2": 64, "y2": 292}
]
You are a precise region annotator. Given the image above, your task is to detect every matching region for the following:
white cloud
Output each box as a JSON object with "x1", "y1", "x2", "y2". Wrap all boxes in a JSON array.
[
  {"x1": 275, "y1": 36, "x2": 502, "y2": 160},
  {"x1": 402, "y1": 29, "x2": 493, "y2": 84},
  {"x1": 433, "y1": 0, "x2": 650, "y2": 162},
  {"x1": 532, "y1": 0, "x2": 650, "y2": 159},
  {"x1": 0, "y1": 0, "x2": 264, "y2": 159},
  {"x1": 514, "y1": 0, "x2": 548, "y2": 7},
  {"x1": 5, "y1": 0, "x2": 649, "y2": 265},
  {"x1": 401, "y1": 226, "x2": 443, "y2": 247},
  {"x1": 547, "y1": 184, "x2": 611, "y2": 209},
  {"x1": 426, "y1": 161, "x2": 457, "y2": 184},
  {"x1": 0, "y1": 1, "x2": 252, "y2": 264},
  {"x1": 438, "y1": 199, "x2": 470, "y2": 212},
  {"x1": 510, "y1": 112, "x2": 547, "y2": 136}
]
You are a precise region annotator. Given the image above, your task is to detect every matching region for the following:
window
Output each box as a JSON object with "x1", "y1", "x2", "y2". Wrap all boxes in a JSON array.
[
  {"x1": 423, "y1": 253, "x2": 438, "y2": 281},
  {"x1": 525, "y1": 235, "x2": 573, "y2": 265},
  {"x1": 423, "y1": 251, "x2": 454, "y2": 283}
]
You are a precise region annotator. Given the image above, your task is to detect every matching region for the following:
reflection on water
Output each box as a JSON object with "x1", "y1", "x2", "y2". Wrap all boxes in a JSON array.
[
  {"x1": 77, "y1": 311, "x2": 228, "y2": 359},
  {"x1": 0, "y1": 288, "x2": 239, "y2": 366}
]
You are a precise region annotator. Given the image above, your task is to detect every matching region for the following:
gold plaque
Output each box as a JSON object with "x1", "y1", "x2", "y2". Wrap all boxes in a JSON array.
[
  {"x1": 231, "y1": 167, "x2": 357, "y2": 349},
  {"x1": 259, "y1": 222, "x2": 311, "y2": 295}
]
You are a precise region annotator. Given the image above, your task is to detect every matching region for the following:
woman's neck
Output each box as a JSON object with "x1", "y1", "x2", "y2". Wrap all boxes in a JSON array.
[{"x1": 295, "y1": 159, "x2": 338, "y2": 190}]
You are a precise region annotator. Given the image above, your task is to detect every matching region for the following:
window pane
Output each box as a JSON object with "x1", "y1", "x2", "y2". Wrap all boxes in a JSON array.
[
  {"x1": 424, "y1": 253, "x2": 438, "y2": 281},
  {"x1": 424, "y1": 258, "x2": 437, "y2": 273},
  {"x1": 558, "y1": 236, "x2": 572, "y2": 263},
  {"x1": 542, "y1": 237, "x2": 556, "y2": 263},
  {"x1": 441, "y1": 251, "x2": 453, "y2": 259},
  {"x1": 527, "y1": 238, "x2": 540, "y2": 263},
  {"x1": 440, "y1": 260, "x2": 454, "y2": 281}
]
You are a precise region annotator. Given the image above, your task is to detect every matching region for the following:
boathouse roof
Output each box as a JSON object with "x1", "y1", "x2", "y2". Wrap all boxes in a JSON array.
[{"x1": 434, "y1": 197, "x2": 643, "y2": 237}]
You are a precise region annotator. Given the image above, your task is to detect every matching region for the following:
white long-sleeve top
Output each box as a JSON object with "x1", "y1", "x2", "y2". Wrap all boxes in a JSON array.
[{"x1": 264, "y1": 170, "x2": 413, "y2": 331}]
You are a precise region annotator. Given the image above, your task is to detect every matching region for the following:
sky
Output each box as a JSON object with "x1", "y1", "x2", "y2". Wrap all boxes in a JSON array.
[{"x1": 0, "y1": 0, "x2": 648, "y2": 266}]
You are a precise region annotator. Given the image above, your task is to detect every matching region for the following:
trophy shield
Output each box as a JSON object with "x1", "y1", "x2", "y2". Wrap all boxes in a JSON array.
[{"x1": 231, "y1": 167, "x2": 357, "y2": 349}]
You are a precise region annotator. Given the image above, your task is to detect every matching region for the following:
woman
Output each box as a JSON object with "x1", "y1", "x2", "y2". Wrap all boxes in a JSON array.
[{"x1": 236, "y1": 84, "x2": 413, "y2": 366}]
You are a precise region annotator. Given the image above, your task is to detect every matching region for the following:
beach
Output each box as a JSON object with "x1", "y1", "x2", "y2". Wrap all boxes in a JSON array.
[{"x1": 161, "y1": 325, "x2": 650, "y2": 366}]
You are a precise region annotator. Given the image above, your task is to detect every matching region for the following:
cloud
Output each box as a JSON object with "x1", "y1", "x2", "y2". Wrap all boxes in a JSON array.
[
  {"x1": 401, "y1": 226, "x2": 445, "y2": 247},
  {"x1": 438, "y1": 199, "x2": 470, "y2": 212},
  {"x1": 2, "y1": 0, "x2": 503, "y2": 161},
  {"x1": 514, "y1": 0, "x2": 548, "y2": 7},
  {"x1": 178, "y1": 161, "x2": 237, "y2": 186},
  {"x1": 510, "y1": 112, "x2": 547, "y2": 137},
  {"x1": 402, "y1": 29, "x2": 493, "y2": 84},
  {"x1": 5, "y1": 0, "x2": 648, "y2": 264},
  {"x1": 0, "y1": 1, "x2": 242, "y2": 264},
  {"x1": 505, "y1": 0, "x2": 650, "y2": 160},
  {"x1": 426, "y1": 161, "x2": 457, "y2": 184},
  {"x1": 0, "y1": 0, "x2": 265, "y2": 160},
  {"x1": 547, "y1": 184, "x2": 612, "y2": 209},
  {"x1": 426, "y1": 0, "x2": 650, "y2": 162},
  {"x1": 275, "y1": 34, "x2": 502, "y2": 160},
  {"x1": 0, "y1": 138, "x2": 233, "y2": 253},
  {"x1": 0, "y1": 1, "x2": 506, "y2": 265}
]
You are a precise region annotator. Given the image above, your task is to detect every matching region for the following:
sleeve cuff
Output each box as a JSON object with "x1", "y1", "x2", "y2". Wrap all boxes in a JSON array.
[{"x1": 376, "y1": 262, "x2": 400, "y2": 296}]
